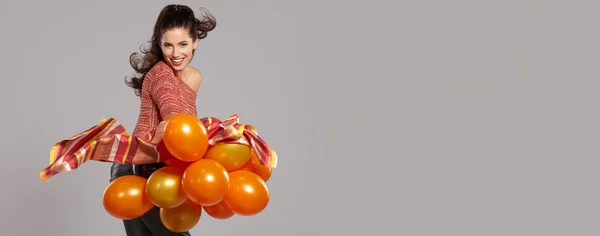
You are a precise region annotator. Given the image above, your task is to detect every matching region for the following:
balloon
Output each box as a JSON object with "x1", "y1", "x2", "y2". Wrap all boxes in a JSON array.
[
  {"x1": 160, "y1": 200, "x2": 202, "y2": 233},
  {"x1": 103, "y1": 175, "x2": 154, "y2": 220},
  {"x1": 223, "y1": 170, "x2": 270, "y2": 216},
  {"x1": 163, "y1": 114, "x2": 209, "y2": 162},
  {"x1": 157, "y1": 141, "x2": 191, "y2": 170},
  {"x1": 237, "y1": 150, "x2": 272, "y2": 182},
  {"x1": 182, "y1": 159, "x2": 230, "y2": 206},
  {"x1": 203, "y1": 201, "x2": 235, "y2": 220},
  {"x1": 146, "y1": 166, "x2": 187, "y2": 209},
  {"x1": 163, "y1": 155, "x2": 192, "y2": 170},
  {"x1": 133, "y1": 162, "x2": 166, "y2": 179},
  {"x1": 204, "y1": 143, "x2": 251, "y2": 171}
]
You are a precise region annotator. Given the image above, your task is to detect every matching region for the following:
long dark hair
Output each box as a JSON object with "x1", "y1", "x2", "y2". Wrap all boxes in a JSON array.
[{"x1": 125, "y1": 5, "x2": 216, "y2": 96}]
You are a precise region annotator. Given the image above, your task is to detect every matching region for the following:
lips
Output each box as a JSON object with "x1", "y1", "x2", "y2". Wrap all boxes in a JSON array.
[{"x1": 170, "y1": 57, "x2": 184, "y2": 66}]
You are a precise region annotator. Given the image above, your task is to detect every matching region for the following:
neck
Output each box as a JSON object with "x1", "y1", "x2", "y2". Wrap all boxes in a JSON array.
[{"x1": 175, "y1": 70, "x2": 184, "y2": 78}]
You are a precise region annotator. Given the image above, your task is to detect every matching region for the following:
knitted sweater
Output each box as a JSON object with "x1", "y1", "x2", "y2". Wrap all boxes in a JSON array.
[{"x1": 132, "y1": 61, "x2": 197, "y2": 139}]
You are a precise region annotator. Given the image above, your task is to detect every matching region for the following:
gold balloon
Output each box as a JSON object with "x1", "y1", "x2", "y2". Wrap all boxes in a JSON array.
[
  {"x1": 204, "y1": 143, "x2": 251, "y2": 171},
  {"x1": 146, "y1": 166, "x2": 187, "y2": 209},
  {"x1": 160, "y1": 200, "x2": 203, "y2": 233}
]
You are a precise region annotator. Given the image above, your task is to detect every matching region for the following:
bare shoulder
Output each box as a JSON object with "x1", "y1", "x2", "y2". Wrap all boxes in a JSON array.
[
  {"x1": 182, "y1": 66, "x2": 203, "y2": 93},
  {"x1": 184, "y1": 66, "x2": 202, "y2": 78}
]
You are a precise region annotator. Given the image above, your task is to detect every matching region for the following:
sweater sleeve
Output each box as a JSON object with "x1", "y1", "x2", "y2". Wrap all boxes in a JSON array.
[{"x1": 146, "y1": 62, "x2": 191, "y2": 120}]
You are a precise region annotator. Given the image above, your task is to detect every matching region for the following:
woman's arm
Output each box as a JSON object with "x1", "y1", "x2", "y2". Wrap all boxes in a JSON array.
[{"x1": 145, "y1": 61, "x2": 195, "y2": 120}]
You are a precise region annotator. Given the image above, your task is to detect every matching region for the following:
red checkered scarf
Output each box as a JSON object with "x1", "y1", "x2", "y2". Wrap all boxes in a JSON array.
[{"x1": 39, "y1": 114, "x2": 277, "y2": 182}]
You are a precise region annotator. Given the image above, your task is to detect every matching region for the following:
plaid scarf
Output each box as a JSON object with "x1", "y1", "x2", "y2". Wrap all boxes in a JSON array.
[{"x1": 40, "y1": 114, "x2": 277, "y2": 182}]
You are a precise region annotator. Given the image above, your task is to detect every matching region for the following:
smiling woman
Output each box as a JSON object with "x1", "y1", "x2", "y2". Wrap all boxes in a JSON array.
[
  {"x1": 113, "y1": 4, "x2": 217, "y2": 236},
  {"x1": 125, "y1": 5, "x2": 216, "y2": 96}
]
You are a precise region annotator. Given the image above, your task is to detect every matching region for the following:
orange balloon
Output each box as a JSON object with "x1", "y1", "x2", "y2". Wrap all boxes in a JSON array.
[
  {"x1": 223, "y1": 170, "x2": 270, "y2": 216},
  {"x1": 158, "y1": 141, "x2": 191, "y2": 170},
  {"x1": 204, "y1": 143, "x2": 251, "y2": 171},
  {"x1": 163, "y1": 114, "x2": 209, "y2": 162},
  {"x1": 203, "y1": 201, "x2": 235, "y2": 220},
  {"x1": 146, "y1": 166, "x2": 187, "y2": 209},
  {"x1": 182, "y1": 159, "x2": 230, "y2": 206},
  {"x1": 160, "y1": 200, "x2": 202, "y2": 233},
  {"x1": 237, "y1": 150, "x2": 272, "y2": 182},
  {"x1": 103, "y1": 175, "x2": 154, "y2": 220}
]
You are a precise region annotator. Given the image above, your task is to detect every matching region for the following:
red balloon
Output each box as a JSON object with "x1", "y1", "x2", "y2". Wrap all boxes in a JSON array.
[
  {"x1": 102, "y1": 175, "x2": 154, "y2": 220},
  {"x1": 203, "y1": 201, "x2": 235, "y2": 220}
]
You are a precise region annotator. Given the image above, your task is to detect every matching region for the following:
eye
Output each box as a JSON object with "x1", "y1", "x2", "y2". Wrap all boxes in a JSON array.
[{"x1": 180, "y1": 43, "x2": 188, "y2": 47}]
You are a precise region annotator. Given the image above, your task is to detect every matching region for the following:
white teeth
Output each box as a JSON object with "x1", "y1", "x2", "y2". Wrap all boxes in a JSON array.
[{"x1": 172, "y1": 58, "x2": 183, "y2": 63}]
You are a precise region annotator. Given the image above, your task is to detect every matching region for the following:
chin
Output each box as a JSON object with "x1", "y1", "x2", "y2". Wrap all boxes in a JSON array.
[{"x1": 171, "y1": 64, "x2": 186, "y2": 71}]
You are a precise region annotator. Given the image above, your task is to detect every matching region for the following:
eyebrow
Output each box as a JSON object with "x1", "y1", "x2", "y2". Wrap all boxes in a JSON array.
[{"x1": 163, "y1": 40, "x2": 189, "y2": 45}]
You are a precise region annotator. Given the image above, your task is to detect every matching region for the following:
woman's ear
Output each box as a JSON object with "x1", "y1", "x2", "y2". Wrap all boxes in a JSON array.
[{"x1": 192, "y1": 38, "x2": 198, "y2": 50}]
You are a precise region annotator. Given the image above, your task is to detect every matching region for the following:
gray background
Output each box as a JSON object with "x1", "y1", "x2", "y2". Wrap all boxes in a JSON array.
[{"x1": 0, "y1": 0, "x2": 598, "y2": 235}]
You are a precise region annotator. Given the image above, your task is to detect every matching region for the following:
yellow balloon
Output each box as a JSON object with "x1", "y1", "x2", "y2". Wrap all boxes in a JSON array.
[
  {"x1": 204, "y1": 143, "x2": 251, "y2": 171},
  {"x1": 146, "y1": 166, "x2": 187, "y2": 209},
  {"x1": 160, "y1": 200, "x2": 202, "y2": 233}
]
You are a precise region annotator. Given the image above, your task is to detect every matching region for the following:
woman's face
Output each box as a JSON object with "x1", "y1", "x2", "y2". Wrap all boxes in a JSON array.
[{"x1": 160, "y1": 28, "x2": 198, "y2": 72}]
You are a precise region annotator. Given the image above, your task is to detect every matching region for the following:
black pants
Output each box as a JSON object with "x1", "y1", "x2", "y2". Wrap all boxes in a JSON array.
[{"x1": 110, "y1": 163, "x2": 191, "y2": 236}]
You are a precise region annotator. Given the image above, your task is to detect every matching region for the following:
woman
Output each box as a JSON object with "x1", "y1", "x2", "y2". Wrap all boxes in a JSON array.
[{"x1": 110, "y1": 4, "x2": 216, "y2": 236}]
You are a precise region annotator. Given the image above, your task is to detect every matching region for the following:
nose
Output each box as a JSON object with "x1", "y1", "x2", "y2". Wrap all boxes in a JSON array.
[{"x1": 172, "y1": 47, "x2": 181, "y2": 57}]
